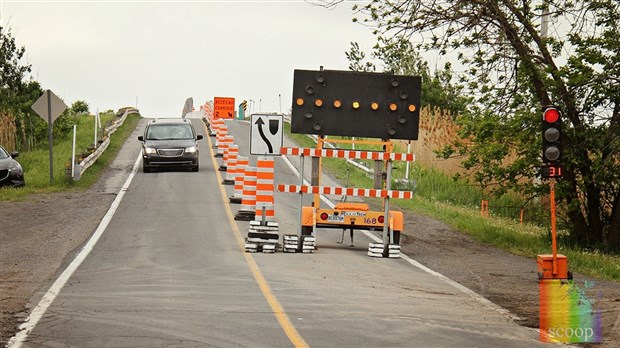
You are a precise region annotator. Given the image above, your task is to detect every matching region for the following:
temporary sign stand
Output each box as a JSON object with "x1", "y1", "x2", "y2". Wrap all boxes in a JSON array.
[{"x1": 282, "y1": 68, "x2": 421, "y2": 257}]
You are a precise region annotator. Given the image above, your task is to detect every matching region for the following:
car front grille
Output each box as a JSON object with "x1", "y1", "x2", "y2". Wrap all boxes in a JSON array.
[
  {"x1": 0, "y1": 169, "x2": 8, "y2": 181},
  {"x1": 157, "y1": 149, "x2": 184, "y2": 157}
]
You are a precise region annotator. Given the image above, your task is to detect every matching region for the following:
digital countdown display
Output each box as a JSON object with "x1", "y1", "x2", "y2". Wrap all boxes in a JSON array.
[{"x1": 541, "y1": 164, "x2": 563, "y2": 178}]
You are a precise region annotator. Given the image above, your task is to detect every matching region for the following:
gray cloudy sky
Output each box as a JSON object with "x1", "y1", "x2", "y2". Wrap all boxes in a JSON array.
[{"x1": 1, "y1": 0, "x2": 377, "y2": 117}]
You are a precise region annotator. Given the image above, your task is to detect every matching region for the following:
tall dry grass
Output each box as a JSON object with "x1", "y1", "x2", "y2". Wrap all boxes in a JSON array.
[
  {"x1": 0, "y1": 112, "x2": 17, "y2": 152},
  {"x1": 398, "y1": 105, "x2": 465, "y2": 176}
]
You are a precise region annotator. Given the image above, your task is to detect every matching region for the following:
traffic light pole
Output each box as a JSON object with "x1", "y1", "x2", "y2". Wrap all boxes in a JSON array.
[{"x1": 550, "y1": 180, "x2": 558, "y2": 276}]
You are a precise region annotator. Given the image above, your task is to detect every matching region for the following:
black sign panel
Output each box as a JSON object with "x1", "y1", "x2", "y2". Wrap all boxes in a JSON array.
[{"x1": 291, "y1": 69, "x2": 421, "y2": 140}]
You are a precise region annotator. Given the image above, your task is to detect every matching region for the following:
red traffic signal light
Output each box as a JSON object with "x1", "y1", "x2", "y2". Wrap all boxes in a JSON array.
[
  {"x1": 543, "y1": 108, "x2": 560, "y2": 123},
  {"x1": 542, "y1": 106, "x2": 562, "y2": 164}
]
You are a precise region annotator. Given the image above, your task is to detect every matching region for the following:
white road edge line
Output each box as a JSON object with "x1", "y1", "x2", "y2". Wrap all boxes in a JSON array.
[
  {"x1": 279, "y1": 153, "x2": 524, "y2": 323},
  {"x1": 7, "y1": 152, "x2": 142, "y2": 348}
]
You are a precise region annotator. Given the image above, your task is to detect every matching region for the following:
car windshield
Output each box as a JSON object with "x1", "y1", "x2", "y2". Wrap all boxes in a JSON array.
[
  {"x1": 146, "y1": 124, "x2": 194, "y2": 140},
  {"x1": 0, "y1": 147, "x2": 9, "y2": 159}
]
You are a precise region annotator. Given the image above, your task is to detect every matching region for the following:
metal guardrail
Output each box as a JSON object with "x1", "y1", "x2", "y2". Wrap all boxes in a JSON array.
[{"x1": 74, "y1": 109, "x2": 138, "y2": 179}]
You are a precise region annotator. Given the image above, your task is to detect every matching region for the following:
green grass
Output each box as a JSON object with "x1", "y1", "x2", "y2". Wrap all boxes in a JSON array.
[
  {"x1": 284, "y1": 124, "x2": 620, "y2": 282},
  {"x1": 0, "y1": 113, "x2": 141, "y2": 201}
]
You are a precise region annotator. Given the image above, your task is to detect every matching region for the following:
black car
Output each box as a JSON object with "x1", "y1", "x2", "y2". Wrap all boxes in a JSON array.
[
  {"x1": 0, "y1": 145, "x2": 25, "y2": 188},
  {"x1": 138, "y1": 118, "x2": 203, "y2": 172}
]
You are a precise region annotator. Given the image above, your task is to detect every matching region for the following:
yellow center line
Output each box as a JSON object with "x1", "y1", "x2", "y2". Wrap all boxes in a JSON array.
[{"x1": 204, "y1": 124, "x2": 309, "y2": 348}]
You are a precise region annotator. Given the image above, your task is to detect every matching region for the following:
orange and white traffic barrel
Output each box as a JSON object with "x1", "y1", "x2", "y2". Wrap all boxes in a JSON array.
[
  {"x1": 255, "y1": 157, "x2": 275, "y2": 221},
  {"x1": 216, "y1": 134, "x2": 233, "y2": 158},
  {"x1": 223, "y1": 145, "x2": 238, "y2": 184},
  {"x1": 235, "y1": 165, "x2": 257, "y2": 221},
  {"x1": 230, "y1": 156, "x2": 248, "y2": 203}
]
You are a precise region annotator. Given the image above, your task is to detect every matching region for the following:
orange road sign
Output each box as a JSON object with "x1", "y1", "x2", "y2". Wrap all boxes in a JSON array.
[{"x1": 214, "y1": 97, "x2": 235, "y2": 119}]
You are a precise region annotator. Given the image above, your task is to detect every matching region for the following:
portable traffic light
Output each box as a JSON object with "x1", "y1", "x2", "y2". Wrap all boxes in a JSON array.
[
  {"x1": 542, "y1": 106, "x2": 562, "y2": 164},
  {"x1": 291, "y1": 69, "x2": 421, "y2": 140}
]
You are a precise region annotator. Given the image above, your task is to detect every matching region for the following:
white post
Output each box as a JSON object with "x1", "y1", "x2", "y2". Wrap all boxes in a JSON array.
[
  {"x1": 94, "y1": 110, "x2": 99, "y2": 148},
  {"x1": 71, "y1": 125, "x2": 77, "y2": 180},
  {"x1": 405, "y1": 142, "x2": 411, "y2": 180}
]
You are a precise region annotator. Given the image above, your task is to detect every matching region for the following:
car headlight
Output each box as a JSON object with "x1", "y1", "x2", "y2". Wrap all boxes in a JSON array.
[
  {"x1": 185, "y1": 146, "x2": 197, "y2": 153},
  {"x1": 144, "y1": 147, "x2": 157, "y2": 154},
  {"x1": 9, "y1": 161, "x2": 23, "y2": 175}
]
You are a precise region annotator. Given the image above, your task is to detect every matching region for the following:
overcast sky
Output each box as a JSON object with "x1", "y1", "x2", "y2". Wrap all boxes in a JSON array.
[{"x1": 1, "y1": 0, "x2": 378, "y2": 118}]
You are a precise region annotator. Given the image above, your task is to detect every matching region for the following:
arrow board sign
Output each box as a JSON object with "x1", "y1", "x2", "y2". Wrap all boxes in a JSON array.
[{"x1": 250, "y1": 114, "x2": 284, "y2": 156}]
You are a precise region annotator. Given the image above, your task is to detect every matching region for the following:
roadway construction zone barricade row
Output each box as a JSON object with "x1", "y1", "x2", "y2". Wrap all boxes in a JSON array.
[
  {"x1": 206, "y1": 119, "x2": 281, "y2": 253},
  {"x1": 230, "y1": 156, "x2": 248, "y2": 203}
]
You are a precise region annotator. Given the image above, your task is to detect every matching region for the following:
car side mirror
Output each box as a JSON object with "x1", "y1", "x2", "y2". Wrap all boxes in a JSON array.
[
  {"x1": 138, "y1": 136, "x2": 144, "y2": 141},
  {"x1": 11, "y1": 151, "x2": 19, "y2": 159},
  {"x1": 196, "y1": 135, "x2": 204, "y2": 140}
]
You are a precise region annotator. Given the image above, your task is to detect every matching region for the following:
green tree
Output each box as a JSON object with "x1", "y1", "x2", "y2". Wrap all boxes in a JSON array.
[
  {"x1": 0, "y1": 25, "x2": 32, "y2": 114},
  {"x1": 69, "y1": 100, "x2": 90, "y2": 115},
  {"x1": 319, "y1": 0, "x2": 620, "y2": 250},
  {"x1": 346, "y1": 37, "x2": 468, "y2": 116},
  {"x1": 0, "y1": 25, "x2": 47, "y2": 151}
]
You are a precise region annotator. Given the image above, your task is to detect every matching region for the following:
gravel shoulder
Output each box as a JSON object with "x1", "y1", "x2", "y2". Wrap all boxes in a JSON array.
[{"x1": 1, "y1": 128, "x2": 619, "y2": 346}]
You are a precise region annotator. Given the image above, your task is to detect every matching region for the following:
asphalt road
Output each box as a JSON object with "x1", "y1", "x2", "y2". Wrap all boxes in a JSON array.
[{"x1": 13, "y1": 117, "x2": 546, "y2": 347}]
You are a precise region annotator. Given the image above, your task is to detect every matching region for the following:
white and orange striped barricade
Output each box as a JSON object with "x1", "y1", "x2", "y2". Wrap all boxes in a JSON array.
[
  {"x1": 223, "y1": 145, "x2": 238, "y2": 185},
  {"x1": 230, "y1": 156, "x2": 248, "y2": 203},
  {"x1": 234, "y1": 166, "x2": 257, "y2": 221},
  {"x1": 255, "y1": 157, "x2": 276, "y2": 222},
  {"x1": 280, "y1": 147, "x2": 415, "y2": 162},
  {"x1": 276, "y1": 184, "x2": 414, "y2": 199},
  {"x1": 279, "y1": 145, "x2": 415, "y2": 256}
]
